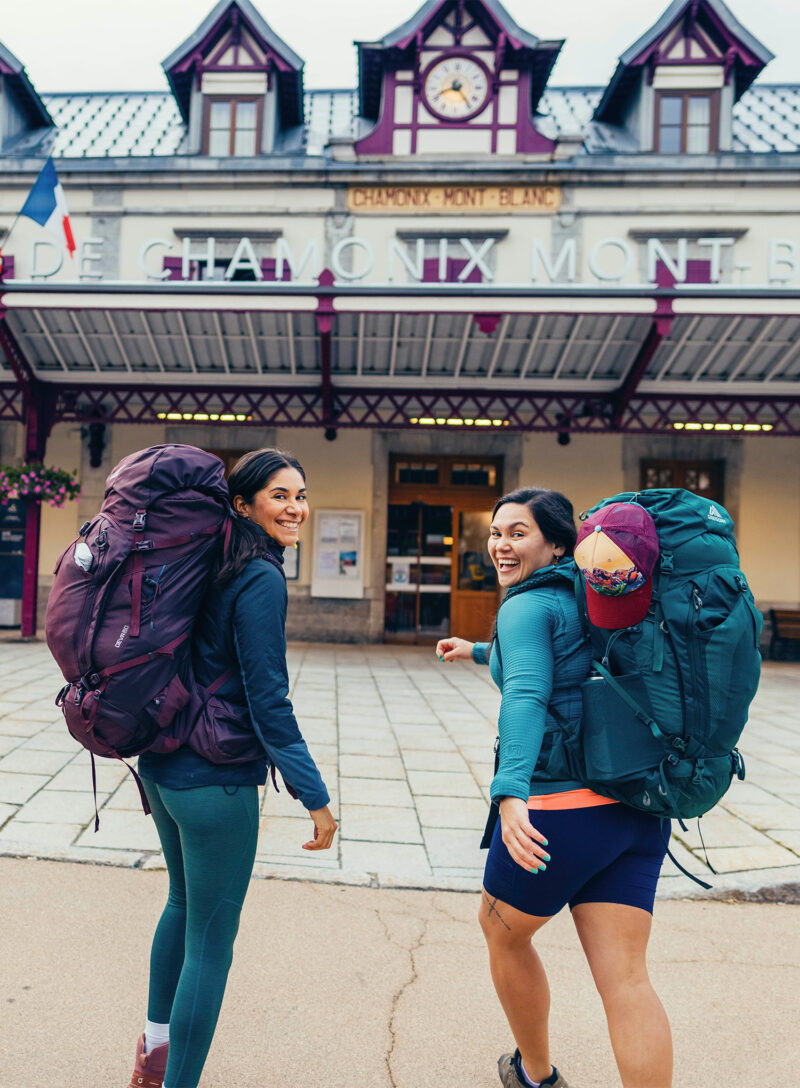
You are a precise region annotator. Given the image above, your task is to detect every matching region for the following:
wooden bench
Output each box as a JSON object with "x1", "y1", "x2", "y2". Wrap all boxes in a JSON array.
[{"x1": 768, "y1": 609, "x2": 800, "y2": 660}]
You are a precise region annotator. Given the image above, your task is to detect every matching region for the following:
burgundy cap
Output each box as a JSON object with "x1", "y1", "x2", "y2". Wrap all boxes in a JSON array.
[{"x1": 575, "y1": 502, "x2": 659, "y2": 630}]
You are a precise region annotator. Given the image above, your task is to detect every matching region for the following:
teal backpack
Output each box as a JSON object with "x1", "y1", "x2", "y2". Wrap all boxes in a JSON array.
[{"x1": 573, "y1": 489, "x2": 763, "y2": 829}]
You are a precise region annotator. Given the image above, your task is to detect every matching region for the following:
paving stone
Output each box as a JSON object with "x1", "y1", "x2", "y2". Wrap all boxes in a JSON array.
[
  {"x1": 256, "y1": 815, "x2": 334, "y2": 857},
  {"x1": 423, "y1": 827, "x2": 486, "y2": 869},
  {"x1": 19, "y1": 733, "x2": 81, "y2": 753},
  {"x1": 0, "y1": 772, "x2": 49, "y2": 805},
  {"x1": 400, "y1": 749, "x2": 471, "y2": 772},
  {"x1": 721, "y1": 801, "x2": 800, "y2": 830},
  {"x1": 104, "y1": 780, "x2": 148, "y2": 811},
  {"x1": 0, "y1": 748, "x2": 75, "y2": 776},
  {"x1": 339, "y1": 754, "x2": 405, "y2": 780},
  {"x1": 339, "y1": 734, "x2": 399, "y2": 757},
  {"x1": 340, "y1": 804, "x2": 423, "y2": 844},
  {"x1": 0, "y1": 820, "x2": 82, "y2": 849},
  {"x1": 45, "y1": 761, "x2": 129, "y2": 793},
  {"x1": 74, "y1": 809, "x2": 161, "y2": 851},
  {"x1": 0, "y1": 719, "x2": 50, "y2": 738},
  {"x1": 415, "y1": 796, "x2": 490, "y2": 830},
  {"x1": 701, "y1": 843, "x2": 799, "y2": 873},
  {"x1": 0, "y1": 736, "x2": 21, "y2": 757},
  {"x1": 764, "y1": 829, "x2": 800, "y2": 853},
  {"x1": 339, "y1": 777, "x2": 414, "y2": 808},
  {"x1": 15, "y1": 789, "x2": 106, "y2": 825},
  {"x1": 407, "y1": 770, "x2": 482, "y2": 798},
  {"x1": 340, "y1": 840, "x2": 431, "y2": 877}
]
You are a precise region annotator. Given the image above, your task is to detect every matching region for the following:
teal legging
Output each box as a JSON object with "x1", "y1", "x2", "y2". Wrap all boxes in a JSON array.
[{"x1": 142, "y1": 781, "x2": 259, "y2": 1088}]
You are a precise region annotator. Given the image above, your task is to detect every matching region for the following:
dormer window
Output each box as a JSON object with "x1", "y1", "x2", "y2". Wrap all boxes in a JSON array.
[
  {"x1": 655, "y1": 91, "x2": 718, "y2": 153},
  {"x1": 205, "y1": 97, "x2": 261, "y2": 156},
  {"x1": 162, "y1": 1, "x2": 304, "y2": 158}
]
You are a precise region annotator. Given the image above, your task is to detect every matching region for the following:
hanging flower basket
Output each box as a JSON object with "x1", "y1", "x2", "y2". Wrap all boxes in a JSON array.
[{"x1": 0, "y1": 463, "x2": 81, "y2": 508}]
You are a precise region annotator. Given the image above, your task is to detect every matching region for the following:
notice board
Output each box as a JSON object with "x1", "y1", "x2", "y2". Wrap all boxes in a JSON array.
[{"x1": 310, "y1": 510, "x2": 365, "y2": 599}]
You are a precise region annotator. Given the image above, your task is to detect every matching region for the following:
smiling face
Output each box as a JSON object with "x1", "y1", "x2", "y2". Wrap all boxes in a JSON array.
[
  {"x1": 233, "y1": 466, "x2": 308, "y2": 547},
  {"x1": 488, "y1": 502, "x2": 564, "y2": 587}
]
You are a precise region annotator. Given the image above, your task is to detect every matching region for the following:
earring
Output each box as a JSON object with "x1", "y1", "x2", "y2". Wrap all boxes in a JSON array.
[{"x1": 552, "y1": 553, "x2": 561, "y2": 565}]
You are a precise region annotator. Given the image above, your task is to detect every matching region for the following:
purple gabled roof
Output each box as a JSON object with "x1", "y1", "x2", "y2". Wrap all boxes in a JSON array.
[
  {"x1": 595, "y1": 0, "x2": 774, "y2": 125},
  {"x1": 0, "y1": 40, "x2": 53, "y2": 134},
  {"x1": 161, "y1": 0, "x2": 304, "y2": 128},
  {"x1": 356, "y1": 0, "x2": 563, "y2": 121}
]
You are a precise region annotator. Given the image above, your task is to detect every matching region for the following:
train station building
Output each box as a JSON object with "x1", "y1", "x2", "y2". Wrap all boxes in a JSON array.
[{"x1": 0, "y1": 0, "x2": 798, "y2": 642}]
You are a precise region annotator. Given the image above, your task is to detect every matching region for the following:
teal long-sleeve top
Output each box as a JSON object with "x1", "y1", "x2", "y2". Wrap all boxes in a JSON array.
[{"x1": 473, "y1": 566, "x2": 591, "y2": 802}]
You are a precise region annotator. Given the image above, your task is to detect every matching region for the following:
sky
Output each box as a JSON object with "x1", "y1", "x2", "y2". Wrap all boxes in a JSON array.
[{"x1": 0, "y1": 0, "x2": 795, "y2": 94}]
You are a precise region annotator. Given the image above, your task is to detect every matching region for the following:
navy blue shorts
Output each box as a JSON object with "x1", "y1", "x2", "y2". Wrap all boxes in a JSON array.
[{"x1": 483, "y1": 802, "x2": 669, "y2": 917}]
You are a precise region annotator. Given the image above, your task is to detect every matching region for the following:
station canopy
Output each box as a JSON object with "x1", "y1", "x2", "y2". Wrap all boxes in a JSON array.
[{"x1": 1, "y1": 279, "x2": 799, "y2": 437}]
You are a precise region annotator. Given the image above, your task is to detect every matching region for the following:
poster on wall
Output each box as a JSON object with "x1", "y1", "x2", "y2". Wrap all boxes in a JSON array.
[
  {"x1": 283, "y1": 543, "x2": 300, "y2": 581},
  {"x1": 311, "y1": 510, "x2": 365, "y2": 599}
]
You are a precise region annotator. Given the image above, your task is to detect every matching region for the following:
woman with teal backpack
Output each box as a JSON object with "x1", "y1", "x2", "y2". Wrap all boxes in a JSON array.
[{"x1": 436, "y1": 487, "x2": 673, "y2": 1088}]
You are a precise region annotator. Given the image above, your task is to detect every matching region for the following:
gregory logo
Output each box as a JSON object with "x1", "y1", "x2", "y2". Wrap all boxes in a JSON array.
[
  {"x1": 115, "y1": 625, "x2": 130, "y2": 649},
  {"x1": 707, "y1": 505, "x2": 726, "y2": 523}
]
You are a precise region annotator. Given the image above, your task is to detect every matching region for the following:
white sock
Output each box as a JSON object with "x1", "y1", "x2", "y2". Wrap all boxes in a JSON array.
[
  {"x1": 144, "y1": 1019, "x2": 170, "y2": 1052},
  {"x1": 519, "y1": 1055, "x2": 549, "y2": 1088}
]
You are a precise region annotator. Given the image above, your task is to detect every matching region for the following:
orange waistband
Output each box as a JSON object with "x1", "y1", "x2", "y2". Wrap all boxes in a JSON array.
[{"x1": 527, "y1": 788, "x2": 619, "y2": 810}]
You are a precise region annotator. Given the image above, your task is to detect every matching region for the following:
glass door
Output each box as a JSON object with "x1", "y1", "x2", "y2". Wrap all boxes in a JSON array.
[
  {"x1": 385, "y1": 503, "x2": 452, "y2": 643},
  {"x1": 451, "y1": 509, "x2": 498, "y2": 643}
]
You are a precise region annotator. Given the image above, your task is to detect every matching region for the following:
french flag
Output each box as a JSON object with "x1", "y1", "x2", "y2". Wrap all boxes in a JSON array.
[{"x1": 19, "y1": 158, "x2": 76, "y2": 257}]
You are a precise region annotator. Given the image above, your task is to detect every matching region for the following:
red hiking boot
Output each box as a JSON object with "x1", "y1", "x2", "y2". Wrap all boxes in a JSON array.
[{"x1": 127, "y1": 1034, "x2": 168, "y2": 1088}]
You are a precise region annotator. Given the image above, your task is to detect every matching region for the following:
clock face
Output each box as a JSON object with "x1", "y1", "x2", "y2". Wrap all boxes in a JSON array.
[{"x1": 423, "y1": 55, "x2": 490, "y2": 121}]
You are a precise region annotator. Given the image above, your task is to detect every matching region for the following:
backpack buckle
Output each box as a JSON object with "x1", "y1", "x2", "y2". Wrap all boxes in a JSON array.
[
  {"x1": 659, "y1": 552, "x2": 674, "y2": 574},
  {"x1": 136, "y1": 539, "x2": 155, "y2": 551},
  {"x1": 671, "y1": 736, "x2": 687, "y2": 752},
  {"x1": 133, "y1": 510, "x2": 147, "y2": 531}
]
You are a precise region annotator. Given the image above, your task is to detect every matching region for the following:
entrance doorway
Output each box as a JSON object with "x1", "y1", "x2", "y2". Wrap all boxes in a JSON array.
[{"x1": 384, "y1": 455, "x2": 502, "y2": 644}]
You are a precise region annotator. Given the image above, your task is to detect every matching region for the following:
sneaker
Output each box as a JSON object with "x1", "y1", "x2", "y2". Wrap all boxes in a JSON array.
[
  {"x1": 498, "y1": 1049, "x2": 570, "y2": 1088},
  {"x1": 126, "y1": 1033, "x2": 169, "y2": 1088}
]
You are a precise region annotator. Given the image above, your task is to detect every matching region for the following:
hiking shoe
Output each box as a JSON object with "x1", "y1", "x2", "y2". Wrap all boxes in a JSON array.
[
  {"x1": 127, "y1": 1033, "x2": 169, "y2": 1088},
  {"x1": 498, "y1": 1049, "x2": 570, "y2": 1088}
]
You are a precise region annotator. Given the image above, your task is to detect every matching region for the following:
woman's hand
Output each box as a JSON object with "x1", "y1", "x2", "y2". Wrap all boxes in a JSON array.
[
  {"x1": 499, "y1": 797, "x2": 550, "y2": 872},
  {"x1": 303, "y1": 805, "x2": 338, "y2": 851},
  {"x1": 435, "y1": 636, "x2": 475, "y2": 662}
]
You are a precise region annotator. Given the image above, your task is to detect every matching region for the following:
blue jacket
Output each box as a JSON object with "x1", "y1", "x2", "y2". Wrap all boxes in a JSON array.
[
  {"x1": 472, "y1": 563, "x2": 591, "y2": 802},
  {"x1": 138, "y1": 534, "x2": 329, "y2": 811}
]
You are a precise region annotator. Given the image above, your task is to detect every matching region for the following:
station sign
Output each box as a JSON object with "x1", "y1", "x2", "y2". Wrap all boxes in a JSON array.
[{"x1": 347, "y1": 185, "x2": 561, "y2": 214}]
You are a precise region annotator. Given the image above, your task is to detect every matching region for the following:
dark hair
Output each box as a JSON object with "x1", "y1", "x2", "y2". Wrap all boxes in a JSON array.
[
  {"x1": 216, "y1": 448, "x2": 306, "y2": 584},
  {"x1": 492, "y1": 486, "x2": 577, "y2": 557}
]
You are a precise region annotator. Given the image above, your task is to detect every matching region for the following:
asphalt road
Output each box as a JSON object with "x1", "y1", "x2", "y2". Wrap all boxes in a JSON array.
[{"x1": 3, "y1": 856, "x2": 798, "y2": 1088}]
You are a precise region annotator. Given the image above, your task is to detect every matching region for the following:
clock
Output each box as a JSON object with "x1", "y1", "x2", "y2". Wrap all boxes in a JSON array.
[{"x1": 423, "y1": 55, "x2": 490, "y2": 121}]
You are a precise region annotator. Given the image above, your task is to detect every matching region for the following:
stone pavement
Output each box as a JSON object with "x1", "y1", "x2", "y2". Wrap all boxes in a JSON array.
[{"x1": 0, "y1": 639, "x2": 799, "y2": 899}]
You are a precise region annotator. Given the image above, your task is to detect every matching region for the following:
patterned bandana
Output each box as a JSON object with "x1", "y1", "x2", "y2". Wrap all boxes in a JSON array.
[{"x1": 585, "y1": 565, "x2": 646, "y2": 597}]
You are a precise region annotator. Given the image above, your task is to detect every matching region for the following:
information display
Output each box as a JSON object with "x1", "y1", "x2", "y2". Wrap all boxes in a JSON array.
[{"x1": 311, "y1": 510, "x2": 365, "y2": 599}]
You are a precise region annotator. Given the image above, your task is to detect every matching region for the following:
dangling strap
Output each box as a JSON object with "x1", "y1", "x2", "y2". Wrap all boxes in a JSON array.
[
  {"x1": 119, "y1": 756, "x2": 151, "y2": 818},
  {"x1": 661, "y1": 820, "x2": 712, "y2": 890},
  {"x1": 90, "y1": 752, "x2": 100, "y2": 832},
  {"x1": 89, "y1": 753, "x2": 152, "y2": 830},
  {"x1": 696, "y1": 818, "x2": 717, "y2": 876}
]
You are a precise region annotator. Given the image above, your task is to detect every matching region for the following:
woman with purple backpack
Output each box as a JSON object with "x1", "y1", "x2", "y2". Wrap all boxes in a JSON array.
[{"x1": 127, "y1": 448, "x2": 337, "y2": 1088}]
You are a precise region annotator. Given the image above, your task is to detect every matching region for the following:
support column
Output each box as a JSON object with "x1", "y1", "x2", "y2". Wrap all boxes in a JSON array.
[
  {"x1": 316, "y1": 269, "x2": 337, "y2": 439},
  {"x1": 0, "y1": 316, "x2": 54, "y2": 638}
]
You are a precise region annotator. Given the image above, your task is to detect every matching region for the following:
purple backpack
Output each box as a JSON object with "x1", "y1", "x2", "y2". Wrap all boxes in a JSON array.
[{"x1": 46, "y1": 445, "x2": 238, "y2": 819}]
